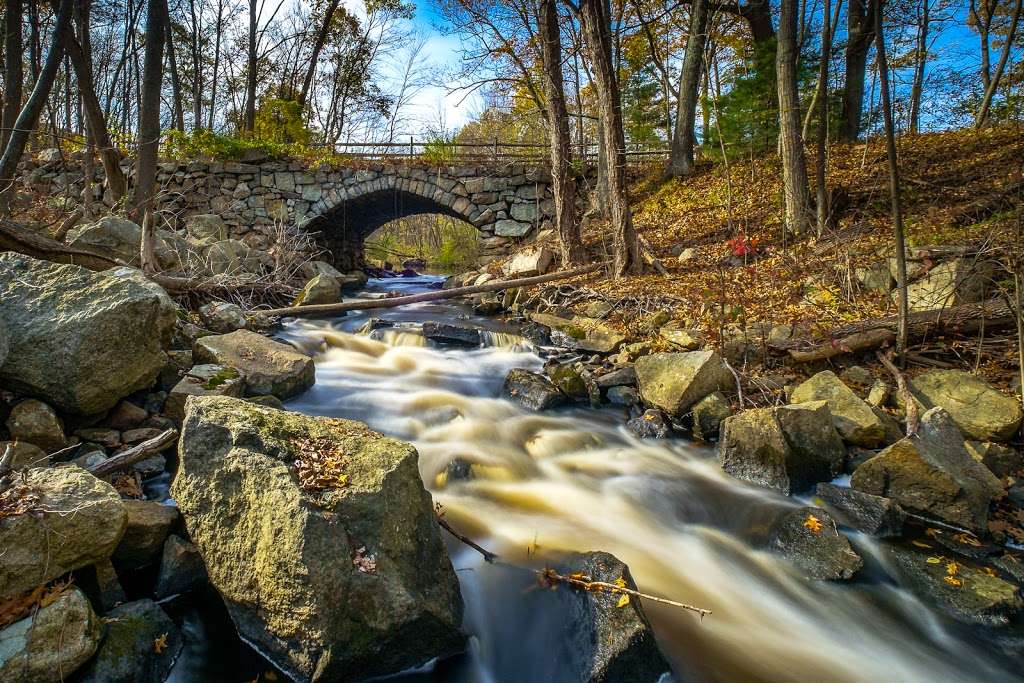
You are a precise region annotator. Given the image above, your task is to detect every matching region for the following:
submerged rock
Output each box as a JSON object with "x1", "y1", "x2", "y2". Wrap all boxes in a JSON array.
[
  {"x1": 78, "y1": 599, "x2": 183, "y2": 683},
  {"x1": 0, "y1": 466, "x2": 127, "y2": 601},
  {"x1": 907, "y1": 369, "x2": 1022, "y2": 442},
  {"x1": 557, "y1": 551, "x2": 672, "y2": 682},
  {"x1": 634, "y1": 351, "x2": 733, "y2": 418},
  {"x1": 790, "y1": 371, "x2": 885, "y2": 447},
  {"x1": 626, "y1": 409, "x2": 673, "y2": 439},
  {"x1": 887, "y1": 545, "x2": 1022, "y2": 626},
  {"x1": 0, "y1": 587, "x2": 102, "y2": 682},
  {"x1": 192, "y1": 329, "x2": 315, "y2": 399},
  {"x1": 0, "y1": 254, "x2": 176, "y2": 414},
  {"x1": 423, "y1": 321, "x2": 482, "y2": 346},
  {"x1": 769, "y1": 507, "x2": 863, "y2": 580},
  {"x1": 814, "y1": 483, "x2": 905, "y2": 537},
  {"x1": 851, "y1": 408, "x2": 1002, "y2": 533},
  {"x1": 504, "y1": 368, "x2": 567, "y2": 411},
  {"x1": 172, "y1": 396, "x2": 464, "y2": 681}
]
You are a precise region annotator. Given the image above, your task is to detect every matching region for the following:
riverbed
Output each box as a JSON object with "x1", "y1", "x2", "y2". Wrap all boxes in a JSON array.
[{"x1": 170, "y1": 275, "x2": 1023, "y2": 682}]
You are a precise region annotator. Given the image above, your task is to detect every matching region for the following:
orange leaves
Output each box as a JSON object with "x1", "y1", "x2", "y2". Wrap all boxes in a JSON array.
[
  {"x1": 352, "y1": 546, "x2": 377, "y2": 574},
  {"x1": 0, "y1": 483, "x2": 41, "y2": 521},
  {"x1": 153, "y1": 633, "x2": 169, "y2": 654},
  {"x1": 803, "y1": 514, "x2": 824, "y2": 534},
  {"x1": 0, "y1": 580, "x2": 72, "y2": 629},
  {"x1": 292, "y1": 436, "x2": 350, "y2": 492}
]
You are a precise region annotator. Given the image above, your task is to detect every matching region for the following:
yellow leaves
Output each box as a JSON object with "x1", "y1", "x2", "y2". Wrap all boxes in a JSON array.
[
  {"x1": 952, "y1": 532, "x2": 982, "y2": 547},
  {"x1": 946, "y1": 561, "x2": 960, "y2": 577},
  {"x1": 911, "y1": 540, "x2": 932, "y2": 549},
  {"x1": 926, "y1": 556, "x2": 943, "y2": 564},
  {"x1": 153, "y1": 633, "x2": 168, "y2": 654},
  {"x1": 292, "y1": 436, "x2": 351, "y2": 491},
  {"x1": 943, "y1": 576, "x2": 964, "y2": 587},
  {"x1": 803, "y1": 514, "x2": 824, "y2": 534},
  {"x1": 614, "y1": 577, "x2": 630, "y2": 608}
]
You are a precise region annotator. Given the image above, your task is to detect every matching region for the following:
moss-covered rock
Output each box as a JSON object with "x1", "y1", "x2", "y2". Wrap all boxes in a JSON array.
[
  {"x1": 171, "y1": 396, "x2": 464, "y2": 681},
  {"x1": 112, "y1": 501, "x2": 180, "y2": 570},
  {"x1": 504, "y1": 368, "x2": 567, "y2": 411},
  {"x1": 0, "y1": 587, "x2": 101, "y2": 682},
  {"x1": 0, "y1": 466, "x2": 127, "y2": 601},
  {"x1": 635, "y1": 350, "x2": 733, "y2": 418},
  {"x1": 0, "y1": 254, "x2": 176, "y2": 415},
  {"x1": 78, "y1": 599, "x2": 183, "y2": 683},
  {"x1": 192, "y1": 329, "x2": 315, "y2": 399},
  {"x1": 5, "y1": 399, "x2": 65, "y2": 452},
  {"x1": 790, "y1": 371, "x2": 886, "y2": 447},
  {"x1": 907, "y1": 369, "x2": 1022, "y2": 442},
  {"x1": 530, "y1": 313, "x2": 627, "y2": 354}
]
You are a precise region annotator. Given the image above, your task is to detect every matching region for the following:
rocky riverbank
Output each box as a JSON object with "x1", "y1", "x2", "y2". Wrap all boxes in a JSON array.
[{"x1": 0, "y1": 254, "x2": 677, "y2": 682}]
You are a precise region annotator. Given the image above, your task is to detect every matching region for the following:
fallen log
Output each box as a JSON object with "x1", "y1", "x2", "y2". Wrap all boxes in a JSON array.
[
  {"x1": 258, "y1": 262, "x2": 606, "y2": 318},
  {"x1": 0, "y1": 218, "x2": 123, "y2": 271},
  {"x1": 787, "y1": 298, "x2": 1015, "y2": 363},
  {"x1": 88, "y1": 428, "x2": 178, "y2": 479}
]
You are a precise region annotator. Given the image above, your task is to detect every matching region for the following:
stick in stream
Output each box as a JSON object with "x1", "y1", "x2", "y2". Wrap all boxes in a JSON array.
[
  {"x1": 435, "y1": 506, "x2": 711, "y2": 618},
  {"x1": 259, "y1": 262, "x2": 606, "y2": 318},
  {"x1": 88, "y1": 429, "x2": 178, "y2": 478}
]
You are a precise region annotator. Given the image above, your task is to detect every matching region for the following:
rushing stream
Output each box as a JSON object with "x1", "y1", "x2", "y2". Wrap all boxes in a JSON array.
[{"x1": 170, "y1": 275, "x2": 1022, "y2": 682}]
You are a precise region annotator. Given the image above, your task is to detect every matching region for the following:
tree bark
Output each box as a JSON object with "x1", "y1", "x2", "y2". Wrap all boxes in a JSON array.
[
  {"x1": 974, "y1": 0, "x2": 1022, "y2": 128},
  {"x1": 874, "y1": 1, "x2": 909, "y2": 360},
  {"x1": 65, "y1": 32, "x2": 128, "y2": 202},
  {"x1": 840, "y1": 0, "x2": 877, "y2": 141},
  {"x1": 667, "y1": 0, "x2": 709, "y2": 178},
  {"x1": 243, "y1": 0, "x2": 258, "y2": 132},
  {"x1": 134, "y1": 0, "x2": 166, "y2": 258},
  {"x1": 298, "y1": 0, "x2": 341, "y2": 108},
  {"x1": 188, "y1": 0, "x2": 202, "y2": 128},
  {"x1": 815, "y1": 0, "x2": 832, "y2": 234},
  {"x1": 208, "y1": 0, "x2": 225, "y2": 130},
  {"x1": 908, "y1": 0, "x2": 930, "y2": 134},
  {"x1": 165, "y1": 1, "x2": 185, "y2": 131},
  {"x1": 0, "y1": 0, "x2": 73, "y2": 216},
  {"x1": 578, "y1": 0, "x2": 640, "y2": 277},
  {"x1": 777, "y1": 0, "x2": 812, "y2": 235},
  {"x1": 538, "y1": 0, "x2": 582, "y2": 265},
  {"x1": 2, "y1": 0, "x2": 23, "y2": 150}
]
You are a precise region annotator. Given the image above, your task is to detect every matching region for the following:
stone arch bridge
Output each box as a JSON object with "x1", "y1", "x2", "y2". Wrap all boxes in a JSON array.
[{"x1": 22, "y1": 157, "x2": 567, "y2": 270}]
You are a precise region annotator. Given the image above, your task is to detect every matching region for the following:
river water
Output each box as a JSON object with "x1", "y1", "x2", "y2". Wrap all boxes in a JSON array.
[{"x1": 173, "y1": 275, "x2": 1023, "y2": 682}]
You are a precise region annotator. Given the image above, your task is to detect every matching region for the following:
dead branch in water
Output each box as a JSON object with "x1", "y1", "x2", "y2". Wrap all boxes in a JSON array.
[
  {"x1": 259, "y1": 262, "x2": 606, "y2": 318},
  {"x1": 88, "y1": 429, "x2": 178, "y2": 478},
  {"x1": 435, "y1": 506, "x2": 711, "y2": 618}
]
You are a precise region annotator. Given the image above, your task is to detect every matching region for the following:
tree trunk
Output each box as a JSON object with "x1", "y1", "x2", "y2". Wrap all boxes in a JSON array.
[
  {"x1": 208, "y1": 0, "x2": 224, "y2": 130},
  {"x1": 538, "y1": 0, "x2": 582, "y2": 265},
  {"x1": 667, "y1": 0, "x2": 709, "y2": 178},
  {"x1": 165, "y1": 1, "x2": 185, "y2": 131},
  {"x1": 243, "y1": 0, "x2": 257, "y2": 132},
  {"x1": 65, "y1": 35, "x2": 129, "y2": 202},
  {"x1": 2, "y1": 0, "x2": 23, "y2": 150},
  {"x1": 0, "y1": 0, "x2": 73, "y2": 216},
  {"x1": 188, "y1": 0, "x2": 202, "y2": 128},
  {"x1": 874, "y1": 1, "x2": 909, "y2": 359},
  {"x1": 815, "y1": 0, "x2": 832, "y2": 234},
  {"x1": 908, "y1": 0, "x2": 929, "y2": 134},
  {"x1": 578, "y1": 0, "x2": 640, "y2": 276},
  {"x1": 298, "y1": 0, "x2": 341, "y2": 108},
  {"x1": 974, "y1": 0, "x2": 1022, "y2": 128},
  {"x1": 840, "y1": 0, "x2": 876, "y2": 141},
  {"x1": 776, "y1": 0, "x2": 812, "y2": 235},
  {"x1": 134, "y1": 0, "x2": 166, "y2": 264}
]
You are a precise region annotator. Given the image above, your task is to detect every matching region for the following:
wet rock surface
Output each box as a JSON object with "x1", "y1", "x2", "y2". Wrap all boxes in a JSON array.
[
  {"x1": 78, "y1": 599, "x2": 183, "y2": 683},
  {"x1": 192, "y1": 329, "x2": 315, "y2": 399},
  {"x1": 504, "y1": 368, "x2": 567, "y2": 411},
  {"x1": 769, "y1": 507, "x2": 863, "y2": 580},
  {"x1": 814, "y1": 483, "x2": 906, "y2": 537}
]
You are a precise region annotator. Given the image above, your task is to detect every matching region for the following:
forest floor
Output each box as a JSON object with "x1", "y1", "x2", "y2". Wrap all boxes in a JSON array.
[{"x1": 542, "y1": 126, "x2": 1024, "y2": 392}]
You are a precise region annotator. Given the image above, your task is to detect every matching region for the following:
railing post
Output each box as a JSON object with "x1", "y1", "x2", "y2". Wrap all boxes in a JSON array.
[
  {"x1": 410, "y1": 136, "x2": 414, "y2": 157},
  {"x1": 493, "y1": 137, "x2": 498, "y2": 159}
]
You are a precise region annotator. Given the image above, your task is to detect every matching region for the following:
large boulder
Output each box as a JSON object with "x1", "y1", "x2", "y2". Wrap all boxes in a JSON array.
[
  {"x1": 0, "y1": 587, "x2": 102, "y2": 682},
  {"x1": 424, "y1": 322, "x2": 482, "y2": 346},
  {"x1": 66, "y1": 216, "x2": 142, "y2": 265},
  {"x1": 718, "y1": 401, "x2": 844, "y2": 495},
  {"x1": 192, "y1": 329, "x2": 315, "y2": 399},
  {"x1": 769, "y1": 507, "x2": 863, "y2": 580},
  {"x1": 907, "y1": 369, "x2": 1022, "y2": 442},
  {"x1": 635, "y1": 351, "x2": 733, "y2": 418},
  {"x1": 901, "y1": 258, "x2": 993, "y2": 311},
  {"x1": 0, "y1": 466, "x2": 127, "y2": 600},
  {"x1": 5, "y1": 399, "x2": 65, "y2": 452},
  {"x1": 851, "y1": 408, "x2": 1002, "y2": 533},
  {"x1": 503, "y1": 247, "x2": 553, "y2": 277},
  {"x1": 299, "y1": 260, "x2": 345, "y2": 281},
  {"x1": 205, "y1": 239, "x2": 259, "y2": 275},
  {"x1": 171, "y1": 397, "x2": 465, "y2": 681},
  {"x1": 790, "y1": 371, "x2": 886, "y2": 447},
  {"x1": 198, "y1": 300, "x2": 248, "y2": 334},
  {"x1": 887, "y1": 545, "x2": 1021, "y2": 626},
  {"x1": 78, "y1": 600, "x2": 183, "y2": 683},
  {"x1": 294, "y1": 273, "x2": 341, "y2": 306},
  {"x1": 530, "y1": 313, "x2": 627, "y2": 354},
  {"x1": 186, "y1": 214, "x2": 228, "y2": 243},
  {"x1": 556, "y1": 551, "x2": 671, "y2": 682},
  {"x1": 0, "y1": 255, "x2": 176, "y2": 414}
]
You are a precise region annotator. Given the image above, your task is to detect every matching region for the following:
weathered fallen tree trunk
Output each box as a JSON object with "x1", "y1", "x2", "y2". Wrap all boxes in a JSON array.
[
  {"x1": 259, "y1": 263, "x2": 606, "y2": 318},
  {"x1": 787, "y1": 298, "x2": 1015, "y2": 363},
  {"x1": 0, "y1": 218, "x2": 123, "y2": 270},
  {"x1": 88, "y1": 428, "x2": 178, "y2": 478}
]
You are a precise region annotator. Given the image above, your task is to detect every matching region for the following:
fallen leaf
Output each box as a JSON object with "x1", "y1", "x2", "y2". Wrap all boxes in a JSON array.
[
  {"x1": 154, "y1": 633, "x2": 168, "y2": 654},
  {"x1": 617, "y1": 593, "x2": 630, "y2": 608},
  {"x1": 803, "y1": 514, "x2": 823, "y2": 534},
  {"x1": 943, "y1": 576, "x2": 963, "y2": 587},
  {"x1": 925, "y1": 556, "x2": 943, "y2": 564}
]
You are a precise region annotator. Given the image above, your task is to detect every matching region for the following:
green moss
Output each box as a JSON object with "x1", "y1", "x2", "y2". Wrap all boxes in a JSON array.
[{"x1": 203, "y1": 366, "x2": 239, "y2": 390}]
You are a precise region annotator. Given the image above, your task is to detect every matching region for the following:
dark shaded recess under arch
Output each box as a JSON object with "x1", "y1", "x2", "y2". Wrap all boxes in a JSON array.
[{"x1": 304, "y1": 189, "x2": 472, "y2": 271}]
